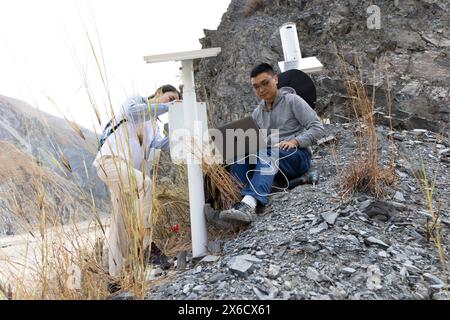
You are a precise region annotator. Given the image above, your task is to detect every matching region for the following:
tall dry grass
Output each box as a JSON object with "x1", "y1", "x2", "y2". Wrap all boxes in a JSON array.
[
  {"x1": 0, "y1": 166, "x2": 111, "y2": 300},
  {"x1": 0, "y1": 98, "x2": 241, "y2": 301},
  {"x1": 337, "y1": 55, "x2": 397, "y2": 200},
  {"x1": 1, "y1": 17, "x2": 244, "y2": 300},
  {"x1": 410, "y1": 155, "x2": 449, "y2": 297}
]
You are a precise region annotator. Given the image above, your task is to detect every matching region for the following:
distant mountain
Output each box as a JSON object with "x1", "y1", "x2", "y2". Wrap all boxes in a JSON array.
[{"x1": 0, "y1": 95, "x2": 109, "y2": 236}]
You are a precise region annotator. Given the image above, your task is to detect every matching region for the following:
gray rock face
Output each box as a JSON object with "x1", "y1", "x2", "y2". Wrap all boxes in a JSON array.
[
  {"x1": 147, "y1": 123, "x2": 449, "y2": 300},
  {"x1": 0, "y1": 95, "x2": 109, "y2": 236},
  {"x1": 195, "y1": 0, "x2": 450, "y2": 131}
]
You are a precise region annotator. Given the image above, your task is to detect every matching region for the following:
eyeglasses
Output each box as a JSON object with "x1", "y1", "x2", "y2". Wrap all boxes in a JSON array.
[{"x1": 252, "y1": 77, "x2": 273, "y2": 91}]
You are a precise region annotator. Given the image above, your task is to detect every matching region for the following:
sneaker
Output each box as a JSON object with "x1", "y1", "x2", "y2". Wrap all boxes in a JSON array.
[
  {"x1": 107, "y1": 281, "x2": 121, "y2": 294},
  {"x1": 204, "y1": 204, "x2": 234, "y2": 229},
  {"x1": 219, "y1": 202, "x2": 257, "y2": 225},
  {"x1": 145, "y1": 243, "x2": 171, "y2": 270}
]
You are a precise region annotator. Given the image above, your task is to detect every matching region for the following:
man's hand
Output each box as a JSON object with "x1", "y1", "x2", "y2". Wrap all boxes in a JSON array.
[{"x1": 275, "y1": 139, "x2": 299, "y2": 151}]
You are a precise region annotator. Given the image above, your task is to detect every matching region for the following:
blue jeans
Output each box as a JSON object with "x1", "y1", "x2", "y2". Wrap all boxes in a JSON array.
[{"x1": 231, "y1": 148, "x2": 311, "y2": 206}]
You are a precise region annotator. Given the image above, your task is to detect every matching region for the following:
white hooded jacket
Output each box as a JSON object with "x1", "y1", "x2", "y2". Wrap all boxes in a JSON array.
[{"x1": 94, "y1": 95, "x2": 171, "y2": 173}]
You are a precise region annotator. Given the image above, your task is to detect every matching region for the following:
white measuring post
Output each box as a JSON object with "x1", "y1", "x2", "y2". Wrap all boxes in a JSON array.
[
  {"x1": 144, "y1": 48, "x2": 221, "y2": 258},
  {"x1": 278, "y1": 22, "x2": 323, "y2": 73}
]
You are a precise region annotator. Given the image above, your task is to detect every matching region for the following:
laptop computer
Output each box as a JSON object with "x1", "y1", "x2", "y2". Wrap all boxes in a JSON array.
[{"x1": 210, "y1": 116, "x2": 267, "y2": 163}]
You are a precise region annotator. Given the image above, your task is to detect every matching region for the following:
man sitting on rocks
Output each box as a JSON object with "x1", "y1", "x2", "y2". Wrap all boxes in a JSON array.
[{"x1": 218, "y1": 63, "x2": 325, "y2": 225}]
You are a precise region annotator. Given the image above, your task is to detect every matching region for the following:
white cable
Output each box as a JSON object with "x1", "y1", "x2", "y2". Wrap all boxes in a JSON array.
[{"x1": 223, "y1": 146, "x2": 299, "y2": 198}]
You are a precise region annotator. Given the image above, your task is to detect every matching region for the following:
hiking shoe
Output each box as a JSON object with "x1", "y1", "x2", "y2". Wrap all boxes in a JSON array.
[
  {"x1": 107, "y1": 281, "x2": 121, "y2": 294},
  {"x1": 204, "y1": 204, "x2": 234, "y2": 229},
  {"x1": 145, "y1": 243, "x2": 171, "y2": 270},
  {"x1": 219, "y1": 202, "x2": 257, "y2": 225}
]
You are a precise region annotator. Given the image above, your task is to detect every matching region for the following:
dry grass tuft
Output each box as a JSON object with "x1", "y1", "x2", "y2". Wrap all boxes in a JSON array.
[
  {"x1": 151, "y1": 171, "x2": 191, "y2": 257},
  {"x1": 150, "y1": 142, "x2": 242, "y2": 258},
  {"x1": 337, "y1": 56, "x2": 397, "y2": 199},
  {"x1": 411, "y1": 157, "x2": 448, "y2": 293}
]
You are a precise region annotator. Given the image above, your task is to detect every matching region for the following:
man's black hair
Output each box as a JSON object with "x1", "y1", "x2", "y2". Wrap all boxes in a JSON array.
[{"x1": 250, "y1": 63, "x2": 275, "y2": 78}]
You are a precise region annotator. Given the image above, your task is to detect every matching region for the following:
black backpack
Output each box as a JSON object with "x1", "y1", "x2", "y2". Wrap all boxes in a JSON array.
[
  {"x1": 98, "y1": 118, "x2": 128, "y2": 150},
  {"x1": 277, "y1": 69, "x2": 316, "y2": 109}
]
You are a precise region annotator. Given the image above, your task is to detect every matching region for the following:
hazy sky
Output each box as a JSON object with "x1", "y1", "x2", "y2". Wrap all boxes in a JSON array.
[{"x1": 0, "y1": 0, "x2": 231, "y2": 131}]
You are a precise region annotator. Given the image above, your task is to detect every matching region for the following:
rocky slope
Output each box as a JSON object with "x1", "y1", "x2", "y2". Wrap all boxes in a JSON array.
[
  {"x1": 146, "y1": 124, "x2": 449, "y2": 300},
  {"x1": 196, "y1": 0, "x2": 449, "y2": 131},
  {"x1": 0, "y1": 95, "x2": 109, "y2": 236},
  {"x1": 141, "y1": 0, "x2": 450, "y2": 300}
]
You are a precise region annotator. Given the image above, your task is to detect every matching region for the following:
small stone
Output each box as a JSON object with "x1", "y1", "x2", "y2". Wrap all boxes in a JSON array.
[
  {"x1": 438, "y1": 148, "x2": 450, "y2": 156},
  {"x1": 268, "y1": 265, "x2": 281, "y2": 279},
  {"x1": 187, "y1": 292, "x2": 198, "y2": 299},
  {"x1": 395, "y1": 170, "x2": 408, "y2": 178},
  {"x1": 414, "y1": 282, "x2": 430, "y2": 299},
  {"x1": 321, "y1": 211, "x2": 339, "y2": 225},
  {"x1": 193, "y1": 266, "x2": 202, "y2": 274},
  {"x1": 358, "y1": 200, "x2": 372, "y2": 211},
  {"x1": 207, "y1": 240, "x2": 222, "y2": 254},
  {"x1": 253, "y1": 286, "x2": 279, "y2": 300},
  {"x1": 147, "y1": 267, "x2": 164, "y2": 280},
  {"x1": 394, "y1": 191, "x2": 405, "y2": 202},
  {"x1": 208, "y1": 273, "x2": 227, "y2": 283},
  {"x1": 392, "y1": 133, "x2": 405, "y2": 141},
  {"x1": 306, "y1": 267, "x2": 321, "y2": 282},
  {"x1": 342, "y1": 267, "x2": 357, "y2": 274},
  {"x1": 111, "y1": 292, "x2": 134, "y2": 300},
  {"x1": 364, "y1": 236, "x2": 390, "y2": 249},
  {"x1": 347, "y1": 235, "x2": 360, "y2": 246},
  {"x1": 432, "y1": 291, "x2": 449, "y2": 300},
  {"x1": 281, "y1": 291, "x2": 291, "y2": 300},
  {"x1": 378, "y1": 250, "x2": 389, "y2": 258},
  {"x1": 238, "y1": 254, "x2": 263, "y2": 264},
  {"x1": 192, "y1": 285, "x2": 206, "y2": 293},
  {"x1": 403, "y1": 263, "x2": 421, "y2": 274},
  {"x1": 255, "y1": 251, "x2": 267, "y2": 257},
  {"x1": 339, "y1": 207, "x2": 353, "y2": 217},
  {"x1": 217, "y1": 282, "x2": 227, "y2": 290},
  {"x1": 363, "y1": 200, "x2": 395, "y2": 221},
  {"x1": 309, "y1": 222, "x2": 328, "y2": 234},
  {"x1": 423, "y1": 273, "x2": 445, "y2": 289},
  {"x1": 400, "y1": 266, "x2": 408, "y2": 280},
  {"x1": 183, "y1": 283, "x2": 194, "y2": 295},
  {"x1": 330, "y1": 286, "x2": 348, "y2": 299},
  {"x1": 176, "y1": 251, "x2": 187, "y2": 271},
  {"x1": 228, "y1": 257, "x2": 254, "y2": 278},
  {"x1": 284, "y1": 281, "x2": 292, "y2": 290},
  {"x1": 316, "y1": 295, "x2": 331, "y2": 300},
  {"x1": 298, "y1": 243, "x2": 322, "y2": 253},
  {"x1": 200, "y1": 255, "x2": 220, "y2": 263},
  {"x1": 411, "y1": 129, "x2": 427, "y2": 136}
]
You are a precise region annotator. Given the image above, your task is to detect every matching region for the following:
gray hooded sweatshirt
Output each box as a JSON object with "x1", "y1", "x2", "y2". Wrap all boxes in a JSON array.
[{"x1": 252, "y1": 87, "x2": 325, "y2": 156}]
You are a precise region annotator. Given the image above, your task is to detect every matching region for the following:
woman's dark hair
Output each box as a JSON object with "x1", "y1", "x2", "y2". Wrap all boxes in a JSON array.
[
  {"x1": 149, "y1": 84, "x2": 181, "y2": 100},
  {"x1": 250, "y1": 63, "x2": 275, "y2": 78}
]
